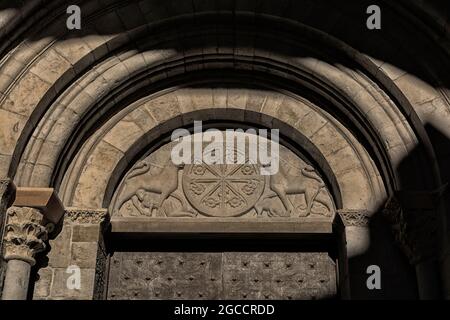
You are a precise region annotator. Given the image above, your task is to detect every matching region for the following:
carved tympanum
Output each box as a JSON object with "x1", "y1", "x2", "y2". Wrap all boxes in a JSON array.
[{"x1": 113, "y1": 132, "x2": 334, "y2": 219}]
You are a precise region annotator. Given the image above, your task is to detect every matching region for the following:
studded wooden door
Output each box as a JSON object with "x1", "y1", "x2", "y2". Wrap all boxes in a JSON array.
[{"x1": 107, "y1": 251, "x2": 337, "y2": 300}]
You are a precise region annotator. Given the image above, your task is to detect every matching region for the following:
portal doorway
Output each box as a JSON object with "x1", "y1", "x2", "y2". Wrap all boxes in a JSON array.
[{"x1": 106, "y1": 237, "x2": 339, "y2": 300}]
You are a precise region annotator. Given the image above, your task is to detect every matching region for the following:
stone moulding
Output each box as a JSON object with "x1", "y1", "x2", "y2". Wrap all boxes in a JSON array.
[
  {"x1": 64, "y1": 208, "x2": 109, "y2": 224},
  {"x1": 337, "y1": 209, "x2": 371, "y2": 227}
]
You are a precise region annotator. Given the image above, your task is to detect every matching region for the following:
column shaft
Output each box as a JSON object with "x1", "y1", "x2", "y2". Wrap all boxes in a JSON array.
[{"x1": 2, "y1": 260, "x2": 31, "y2": 300}]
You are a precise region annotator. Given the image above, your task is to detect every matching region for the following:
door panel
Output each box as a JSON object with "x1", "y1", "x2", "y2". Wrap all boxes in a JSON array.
[
  {"x1": 222, "y1": 252, "x2": 336, "y2": 300},
  {"x1": 107, "y1": 251, "x2": 337, "y2": 300}
]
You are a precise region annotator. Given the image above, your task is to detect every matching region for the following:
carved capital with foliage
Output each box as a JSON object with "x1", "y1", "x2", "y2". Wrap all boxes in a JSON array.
[
  {"x1": 3, "y1": 206, "x2": 53, "y2": 265},
  {"x1": 337, "y1": 209, "x2": 371, "y2": 227},
  {"x1": 383, "y1": 194, "x2": 442, "y2": 265}
]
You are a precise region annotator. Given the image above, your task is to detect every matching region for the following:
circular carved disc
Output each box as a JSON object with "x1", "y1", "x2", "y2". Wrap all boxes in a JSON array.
[{"x1": 183, "y1": 160, "x2": 265, "y2": 217}]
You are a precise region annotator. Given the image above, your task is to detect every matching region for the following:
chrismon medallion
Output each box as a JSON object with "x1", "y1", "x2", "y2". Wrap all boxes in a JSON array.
[{"x1": 182, "y1": 160, "x2": 265, "y2": 217}]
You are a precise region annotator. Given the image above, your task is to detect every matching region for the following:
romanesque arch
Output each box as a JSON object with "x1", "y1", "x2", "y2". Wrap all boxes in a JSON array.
[{"x1": 0, "y1": 0, "x2": 448, "y2": 300}]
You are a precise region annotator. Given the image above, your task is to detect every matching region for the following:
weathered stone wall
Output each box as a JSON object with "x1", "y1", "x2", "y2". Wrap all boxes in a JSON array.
[{"x1": 33, "y1": 209, "x2": 108, "y2": 300}]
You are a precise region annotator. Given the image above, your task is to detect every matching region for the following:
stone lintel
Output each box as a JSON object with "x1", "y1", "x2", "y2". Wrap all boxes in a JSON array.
[{"x1": 111, "y1": 218, "x2": 334, "y2": 235}]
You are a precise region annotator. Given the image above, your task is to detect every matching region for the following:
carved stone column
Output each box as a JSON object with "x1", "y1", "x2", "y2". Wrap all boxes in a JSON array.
[
  {"x1": 335, "y1": 210, "x2": 372, "y2": 299},
  {"x1": 337, "y1": 210, "x2": 371, "y2": 258},
  {"x1": 1, "y1": 188, "x2": 64, "y2": 300},
  {"x1": 0, "y1": 179, "x2": 16, "y2": 239},
  {"x1": 1, "y1": 206, "x2": 53, "y2": 300},
  {"x1": 0, "y1": 179, "x2": 16, "y2": 295},
  {"x1": 383, "y1": 189, "x2": 446, "y2": 299}
]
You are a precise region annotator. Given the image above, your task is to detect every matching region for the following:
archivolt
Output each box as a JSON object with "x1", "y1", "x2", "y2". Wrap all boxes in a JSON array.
[
  {"x1": 54, "y1": 85, "x2": 384, "y2": 211},
  {"x1": 0, "y1": 3, "x2": 444, "y2": 210}
]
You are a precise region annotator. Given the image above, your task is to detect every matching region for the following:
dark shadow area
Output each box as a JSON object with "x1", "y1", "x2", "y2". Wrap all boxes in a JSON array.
[
  {"x1": 426, "y1": 124, "x2": 450, "y2": 233},
  {"x1": 107, "y1": 234, "x2": 337, "y2": 254},
  {"x1": 346, "y1": 122, "x2": 449, "y2": 299},
  {"x1": 0, "y1": 0, "x2": 24, "y2": 9},
  {"x1": 348, "y1": 211, "x2": 419, "y2": 299},
  {"x1": 0, "y1": 0, "x2": 448, "y2": 88}
]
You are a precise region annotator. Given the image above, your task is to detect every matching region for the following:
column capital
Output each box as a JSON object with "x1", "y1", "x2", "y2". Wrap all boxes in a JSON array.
[
  {"x1": 337, "y1": 209, "x2": 371, "y2": 227},
  {"x1": 383, "y1": 195, "x2": 441, "y2": 265},
  {"x1": 3, "y1": 206, "x2": 52, "y2": 266}
]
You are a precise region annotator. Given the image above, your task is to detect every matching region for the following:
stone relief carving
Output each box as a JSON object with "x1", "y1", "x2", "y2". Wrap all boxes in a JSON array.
[
  {"x1": 116, "y1": 160, "x2": 195, "y2": 218},
  {"x1": 3, "y1": 206, "x2": 52, "y2": 265},
  {"x1": 65, "y1": 208, "x2": 109, "y2": 224},
  {"x1": 267, "y1": 164, "x2": 332, "y2": 217},
  {"x1": 112, "y1": 132, "x2": 335, "y2": 219},
  {"x1": 338, "y1": 210, "x2": 371, "y2": 227},
  {"x1": 183, "y1": 161, "x2": 265, "y2": 217}
]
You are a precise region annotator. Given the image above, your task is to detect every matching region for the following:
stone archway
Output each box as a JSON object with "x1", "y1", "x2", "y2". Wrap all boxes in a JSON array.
[{"x1": 0, "y1": 0, "x2": 448, "y2": 300}]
